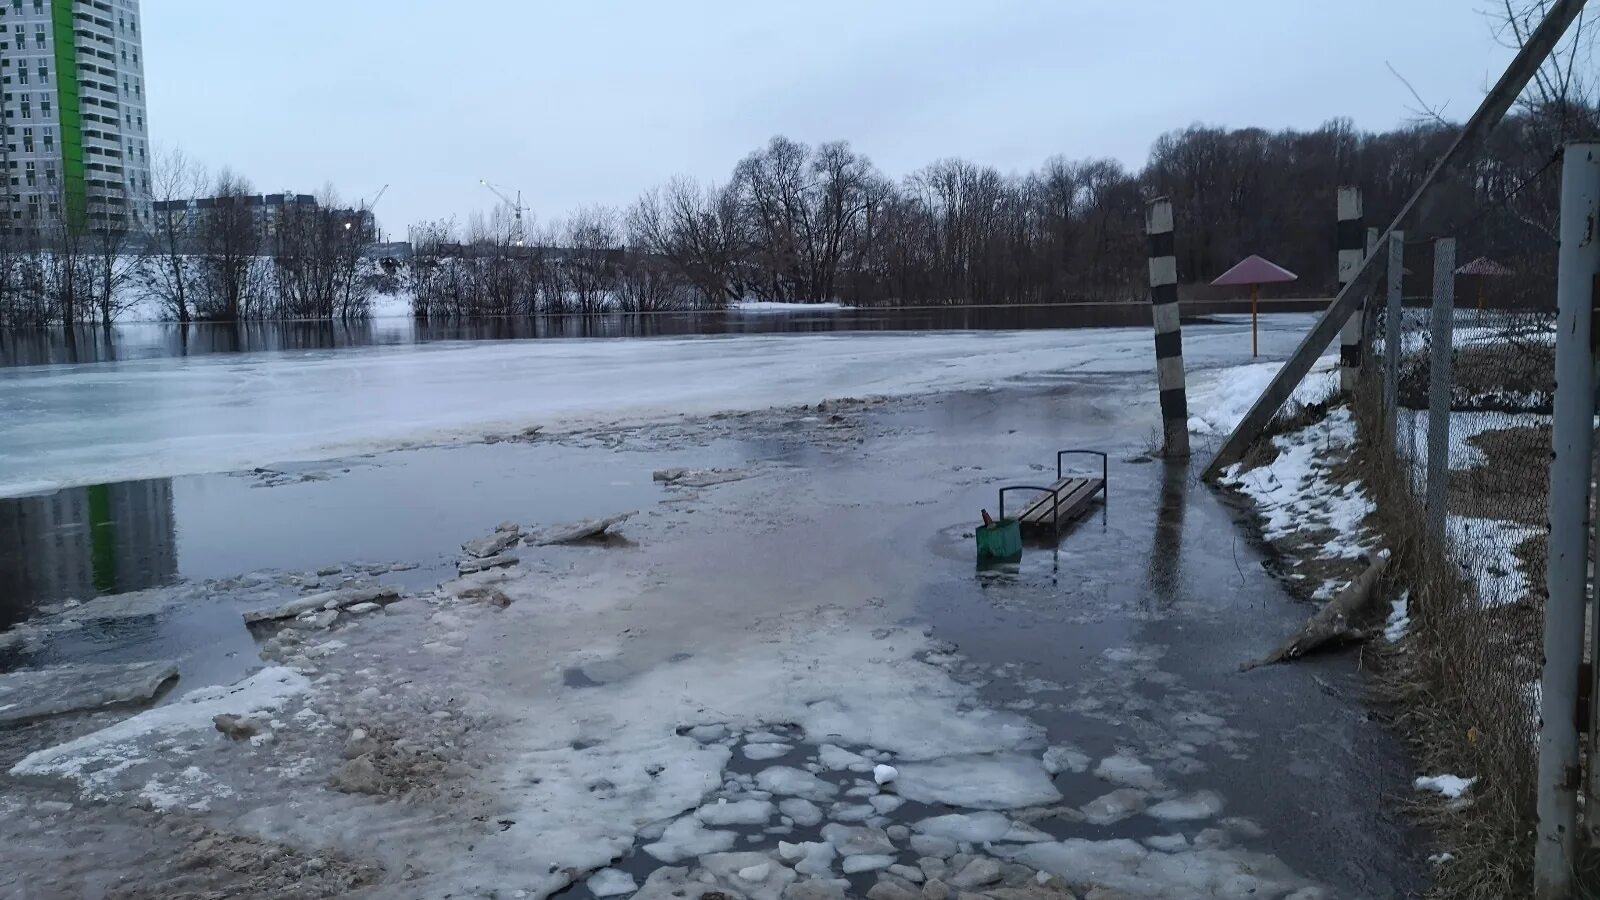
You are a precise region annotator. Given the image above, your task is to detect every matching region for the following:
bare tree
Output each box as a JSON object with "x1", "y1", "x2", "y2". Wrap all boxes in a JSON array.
[
  {"x1": 563, "y1": 206, "x2": 621, "y2": 314},
  {"x1": 83, "y1": 193, "x2": 142, "y2": 327},
  {"x1": 195, "y1": 170, "x2": 265, "y2": 320},
  {"x1": 627, "y1": 177, "x2": 745, "y2": 307},
  {"x1": 145, "y1": 146, "x2": 204, "y2": 323}
]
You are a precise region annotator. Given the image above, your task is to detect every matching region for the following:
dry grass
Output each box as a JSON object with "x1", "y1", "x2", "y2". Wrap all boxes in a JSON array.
[
  {"x1": 1444, "y1": 423, "x2": 1550, "y2": 527},
  {"x1": 1351, "y1": 381, "x2": 1547, "y2": 899}
]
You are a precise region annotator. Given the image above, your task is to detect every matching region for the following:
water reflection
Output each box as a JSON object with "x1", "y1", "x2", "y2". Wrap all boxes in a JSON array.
[
  {"x1": 0, "y1": 479, "x2": 178, "y2": 626},
  {"x1": 1146, "y1": 463, "x2": 1188, "y2": 603},
  {"x1": 0, "y1": 299, "x2": 1328, "y2": 368}
]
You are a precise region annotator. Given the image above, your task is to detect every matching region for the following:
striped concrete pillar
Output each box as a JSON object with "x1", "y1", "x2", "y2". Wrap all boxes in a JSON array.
[
  {"x1": 1337, "y1": 186, "x2": 1365, "y2": 393},
  {"x1": 1147, "y1": 197, "x2": 1189, "y2": 459}
]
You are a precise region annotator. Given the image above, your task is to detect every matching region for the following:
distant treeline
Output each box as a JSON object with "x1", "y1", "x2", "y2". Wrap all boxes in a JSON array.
[
  {"x1": 0, "y1": 162, "x2": 386, "y2": 328},
  {"x1": 408, "y1": 102, "x2": 1589, "y2": 318},
  {"x1": 0, "y1": 102, "x2": 1586, "y2": 328}
]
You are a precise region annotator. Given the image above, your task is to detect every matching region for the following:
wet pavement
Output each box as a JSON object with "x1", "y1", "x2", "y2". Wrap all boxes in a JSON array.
[{"x1": 0, "y1": 353, "x2": 1424, "y2": 897}]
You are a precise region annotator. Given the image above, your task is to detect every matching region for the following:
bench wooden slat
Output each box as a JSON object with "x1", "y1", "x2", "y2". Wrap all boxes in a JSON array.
[{"x1": 1017, "y1": 475, "x2": 1105, "y2": 530}]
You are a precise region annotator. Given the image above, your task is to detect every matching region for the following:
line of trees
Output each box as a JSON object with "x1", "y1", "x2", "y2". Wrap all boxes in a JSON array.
[
  {"x1": 0, "y1": 150, "x2": 382, "y2": 328},
  {"x1": 409, "y1": 105, "x2": 1587, "y2": 318}
]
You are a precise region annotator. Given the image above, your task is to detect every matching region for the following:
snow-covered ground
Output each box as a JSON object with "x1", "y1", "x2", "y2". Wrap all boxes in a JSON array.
[
  {"x1": 732, "y1": 300, "x2": 852, "y2": 312},
  {"x1": 1186, "y1": 354, "x2": 1338, "y2": 437},
  {"x1": 0, "y1": 317, "x2": 1313, "y2": 498},
  {"x1": 1395, "y1": 408, "x2": 1547, "y2": 608}
]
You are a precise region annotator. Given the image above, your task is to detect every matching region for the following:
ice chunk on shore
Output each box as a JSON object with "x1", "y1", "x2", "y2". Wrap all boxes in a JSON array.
[{"x1": 893, "y1": 754, "x2": 1060, "y2": 809}]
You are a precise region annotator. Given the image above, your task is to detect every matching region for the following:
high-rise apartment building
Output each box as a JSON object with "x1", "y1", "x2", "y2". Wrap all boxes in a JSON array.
[{"x1": 0, "y1": 0, "x2": 149, "y2": 230}]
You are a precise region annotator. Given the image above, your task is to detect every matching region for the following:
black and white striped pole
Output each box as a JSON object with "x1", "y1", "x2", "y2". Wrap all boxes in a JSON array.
[
  {"x1": 1147, "y1": 197, "x2": 1189, "y2": 459},
  {"x1": 1337, "y1": 186, "x2": 1365, "y2": 393}
]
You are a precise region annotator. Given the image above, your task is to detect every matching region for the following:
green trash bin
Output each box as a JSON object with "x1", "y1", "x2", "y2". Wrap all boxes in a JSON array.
[{"x1": 976, "y1": 518, "x2": 1022, "y2": 564}]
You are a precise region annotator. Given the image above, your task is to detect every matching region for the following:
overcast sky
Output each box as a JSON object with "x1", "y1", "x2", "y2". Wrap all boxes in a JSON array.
[{"x1": 143, "y1": 1, "x2": 1521, "y2": 238}]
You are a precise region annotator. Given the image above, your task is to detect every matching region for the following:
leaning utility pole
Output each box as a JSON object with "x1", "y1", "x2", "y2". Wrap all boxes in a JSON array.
[{"x1": 1203, "y1": 0, "x2": 1591, "y2": 479}]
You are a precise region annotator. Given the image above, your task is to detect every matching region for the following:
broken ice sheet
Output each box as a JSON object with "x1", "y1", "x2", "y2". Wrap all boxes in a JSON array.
[
  {"x1": 10, "y1": 667, "x2": 311, "y2": 803},
  {"x1": 0, "y1": 660, "x2": 178, "y2": 725},
  {"x1": 892, "y1": 753, "x2": 1060, "y2": 809}
]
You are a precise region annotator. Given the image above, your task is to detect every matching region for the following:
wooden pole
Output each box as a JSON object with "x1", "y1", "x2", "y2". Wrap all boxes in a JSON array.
[{"x1": 1251, "y1": 284, "x2": 1259, "y2": 358}]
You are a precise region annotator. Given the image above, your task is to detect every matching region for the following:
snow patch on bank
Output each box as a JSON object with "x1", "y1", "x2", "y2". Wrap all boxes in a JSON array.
[
  {"x1": 1445, "y1": 516, "x2": 1541, "y2": 608},
  {"x1": 1187, "y1": 354, "x2": 1338, "y2": 437},
  {"x1": 1415, "y1": 774, "x2": 1476, "y2": 799},
  {"x1": 1221, "y1": 407, "x2": 1375, "y2": 560}
]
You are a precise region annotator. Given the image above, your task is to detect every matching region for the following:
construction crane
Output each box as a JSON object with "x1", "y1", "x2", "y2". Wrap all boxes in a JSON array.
[
  {"x1": 360, "y1": 185, "x2": 389, "y2": 242},
  {"x1": 479, "y1": 179, "x2": 526, "y2": 245}
]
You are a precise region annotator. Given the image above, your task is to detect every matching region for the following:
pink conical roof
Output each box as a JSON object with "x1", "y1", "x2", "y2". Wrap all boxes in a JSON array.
[
  {"x1": 1211, "y1": 255, "x2": 1299, "y2": 286},
  {"x1": 1456, "y1": 256, "x2": 1512, "y2": 277}
]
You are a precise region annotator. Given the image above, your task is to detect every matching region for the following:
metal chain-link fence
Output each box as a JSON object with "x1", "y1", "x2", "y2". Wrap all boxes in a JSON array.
[{"x1": 1374, "y1": 231, "x2": 1555, "y2": 612}]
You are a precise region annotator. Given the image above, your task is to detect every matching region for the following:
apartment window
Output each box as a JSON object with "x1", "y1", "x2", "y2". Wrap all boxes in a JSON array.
[
  {"x1": 18, "y1": 95, "x2": 27, "y2": 119},
  {"x1": 22, "y1": 127, "x2": 33, "y2": 152},
  {"x1": 31, "y1": 0, "x2": 40, "y2": 12},
  {"x1": 24, "y1": 161, "x2": 34, "y2": 185},
  {"x1": 135, "y1": 114, "x2": 141, "y2": 129},
  {"x1": 121, "y1": 77, "x2": 126, "y2": 94},
  {"x1": 119, "y1": 48, "x2": 125, "y2": 63},
  {"x1": 44, "y1": 163, "x2": 53, "y2": 185},
  {"x1": 36, "y1": 60, "x2": 45, "y2": 83},
  {"x1": 10, "y1": 1, "x2": 20, "y2": 12},
  {"x1": 31, "y1": 23, "x2": 40, "y2": 48},
  {"x1": 42, "y1": 126, "x2": 50, "y2": 149},
  {"x1": 17, "y1": 64, "x2": 27, "y2": 85},
  {"x1": 123, "y1": 110, "x2": 129, "y2": 126},
  {"x1": 40, "y1": 96, "x2": 48, "y2": 116}
]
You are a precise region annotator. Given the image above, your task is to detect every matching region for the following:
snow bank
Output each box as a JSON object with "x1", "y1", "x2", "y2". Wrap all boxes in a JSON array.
[
  {"x1": 1187, "y1": 354, "x2": 1338, "y2": 437},
  {"x1": 1221, "y1": 407, "x2": 1376, "y2": 560}
]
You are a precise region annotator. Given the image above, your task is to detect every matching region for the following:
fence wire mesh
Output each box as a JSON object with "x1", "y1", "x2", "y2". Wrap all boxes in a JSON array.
[{"x1": 1375, "y1": 239, "x2": 1555, "y2": 612}]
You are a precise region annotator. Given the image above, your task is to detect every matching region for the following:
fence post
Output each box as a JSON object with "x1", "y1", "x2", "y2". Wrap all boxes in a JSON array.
[
  {"x1": 1383, "y1": 231, "x2": 1405, "y2": 442},
  {"x1": 1536, "y1": 140, "x2": 1600, "y2": 900},
  {"x1": 1338, "y1": 186, "x2": 1365, "y2": 394},
  {"x1": 1147, "y1": 197, "x2": 1189, "y2": 459},
  {"x1": 1424, "y1": 238, "x2": 1455, "y2": 542}
]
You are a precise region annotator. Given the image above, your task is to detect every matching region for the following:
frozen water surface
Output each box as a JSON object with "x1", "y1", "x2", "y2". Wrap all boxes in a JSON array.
[{"x1": 0, "y1": 319, "x2": 1315, "y2": 497}]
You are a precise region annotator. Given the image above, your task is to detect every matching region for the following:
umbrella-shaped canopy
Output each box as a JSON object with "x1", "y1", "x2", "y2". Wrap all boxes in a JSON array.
[
  {"x1": 1210, "y1": 255, "x2": 1299, "y2": 286},
  {"x1": 1456, "y1": 256, "x2": 1512, "y2": 277}
]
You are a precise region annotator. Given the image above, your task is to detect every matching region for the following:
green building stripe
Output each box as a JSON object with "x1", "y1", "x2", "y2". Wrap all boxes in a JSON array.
[{"x1": 51, "y1": 0, "x2": 85, "y2": 229}]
